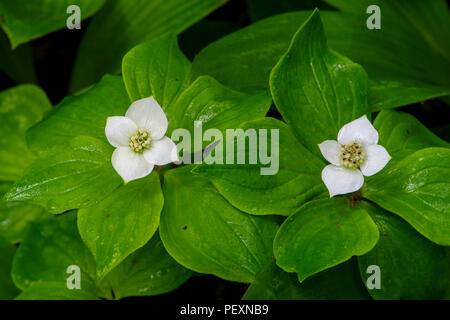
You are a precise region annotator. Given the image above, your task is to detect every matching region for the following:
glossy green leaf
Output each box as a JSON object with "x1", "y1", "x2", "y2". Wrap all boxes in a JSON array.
[
  {"x1": 104, "y1": 232, "x2": 192, "y2": 299},
  {"x1": 0, "y1": 81, "x2": 51, "y2": 250},
  {"x1": 369, "y1": 79, "x2": 450, "y2": 112},
  {"x1": 0, "y1": 201, "x2": 48, "y2": 244},
  {"x1": 323, "y1": 0, "x2": 450, "y2": 106},
  {"x1": 122, "y1": 33, "x2": 190, "y2": 105},
  {"x1": 243, "y1": 257, "x2": 370, "y2": 300},
  {"x1": 0, "y1": 84, "x2": 51, "y2": 181},
  {"x1": 270, "y1": 10, "x2": 370, "y2": 157},
  {"x1": 325, "y1": 0, "x2": 450, "y2": 88},
  {"x1": 4, "y1": 136, "x2": 122, "y2": 214},
  {"x1": 12, "y1": 213, "x2": 190, "y2": 300},
  {"x1": 178, "y1": 20, "x2": 239, "y2": 60},
  {"x1": 357, "y1": 202, "x2": 449, "y2": 300},
  {"x1": 0, "y1": 0, "x2": 106, "y2": 48},
  {"x1": 191, "y1": 11, "x2": 450, "y2": 109},
  {"x1": 363, "y1": 148, "x2": 450, "y2": 246},
  {"x1": 70, "y1": 0, "x2": 228, "y2": 92},
  {"x1": 15, "y1": 282, "x2": 99, "y2": 300},
  {"x1": 11, "y1": 213, "x2": 109, "y2": 298},
  {"x1": 0, "y1": 236, "x2": 19, "y2": 299},
  {"x1": 167, "y1": 76, "x2": 271, "y2": 142},
  {"x1": 78, "y1": 172, "x2": 164, "y2": 279},
  {"x1": 160, "y1": 167, "x2": 280, "y2": 283},
  {"x1": 0, "y1": 182, "x2": 12, "y2": 197},
  {"x1": 374, "y1": 110, "x2": 450, "y2": 161},
  {"x1": 0, "y1": 29, "x2": 36, "y2": 83},
  {"x1": 191, "y1": 11, "x2": 312, "y2": 93},
  {"x1": 28, "y1": 74, "x2": 130, "y2": 154},
  {"x1": 123, "y1": 34, "x2": 270, "y2": 143},
  {"x1": 274, "y1": 197, "x2": 379, "y2": 282},
  {"x1": 193, "y1": 118, "x2": 325, "y2": 216}
]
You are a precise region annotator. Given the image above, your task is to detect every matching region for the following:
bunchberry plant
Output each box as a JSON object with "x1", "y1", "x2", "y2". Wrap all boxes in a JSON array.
[{"x1": 0, "y1": 0, "x2": 448, "y2": 301}]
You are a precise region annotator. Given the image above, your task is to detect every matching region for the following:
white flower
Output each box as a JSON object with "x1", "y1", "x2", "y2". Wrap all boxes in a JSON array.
[
  {"x1": 105, "y1": 97, "x2": 178, "y2": 183},
  {"x1": 318, "y1": 115, "x2": 391, "y2": 197}
]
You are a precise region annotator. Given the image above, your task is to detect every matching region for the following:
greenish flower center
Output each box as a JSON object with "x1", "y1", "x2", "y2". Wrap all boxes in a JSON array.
[
  {"x1": 129, "y1": 128, "x2": 151, "y2": 153},
  {"x1": 339, "y1": 142, "x2": 365, "y2": 169}
]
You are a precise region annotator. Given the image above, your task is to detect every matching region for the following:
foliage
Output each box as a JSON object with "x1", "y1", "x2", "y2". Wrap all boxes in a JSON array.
[{"x1": 0, "y1": 1, "x2": 448, "y2": 300}]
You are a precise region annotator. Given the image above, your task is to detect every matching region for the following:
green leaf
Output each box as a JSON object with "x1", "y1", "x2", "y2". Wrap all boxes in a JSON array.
[
  {"x1": 193, "y1": 118, "x2": 325, "y2": 216},
  {"x1": 123, "y1": 35, "x2": 270, "y2": 142},
  {"x1": 122, "y1": 33, "x2": 190, "y2": 105},
  {"x1": 363, "y1": 148, "x2": 450, "y2": 246},
  {"x1": 15, "y1": 282, "x2": 99, "y2": 300},
  {"x1": 78, "y1": 172, "x2": 164, "y2": 279},
  {"x1": 274, "y1": 197, "x2": 379, "y2": 282},
  {"x1": 270, "y1": 10, "x2": 370, "y2": 157},
  {"x1": 325, "y1": 0, "x2": 450, "y2": 88},
  {"x1": 70, "y1": 0, "x2": 228, "y2": 92},
  {"x1": 167, "y1": 76, "x2": 271, "y2": 139},
  {"x1": 0, "y1": 29, "x2": 36, "y2": 83},
  {"x1": 191, "y1": 10, "x2": 450, "y2": 109},
  {"x1": 160, "y1": 167, "x2": 280, "y2": 283},
  {"x1": 11, "y1": 213, "x2": 108, "y2": 298},
  {"x1": 178, "y1": 20, "x2": 239, "y2": 60},
  {"x1": 104, "y1": 232, "x2": 192, "y2": 299},
  {"x1": 369, "y1": 79, "x2": 450, "y2": 112},
  {"x1": 0, "y1": 84, "x2": 51, "y2": 181},
  {"x1": 191, "y1": 11, "x2": 312, "y2": 93},
  {"x1": 0, "y1": 201, "x2": 48, "y2": 244},
  {"x1": 4, "y1": 136, "x2": 122, "y2": 214},
  {"x1": 0, "y1": 0, "x2": 106, "y2": 48},
  {"x1": 243, "y1": 257, "x2": 370, "y2": 300},
  {"x1": 28, "y1": 74, "x2": 130, "y2": 154},
  {"x1": 0, "y1": 236, "x2": 20, "y2": 299},
  {"x1": 357, "y1": 202, "x2": 449, "y2": 300},
  {"x1": 11, "y1": 212, "x2": 189, "y2": 300},
  {"x1": 374, "y1": 110, "x2": 450, "y2": 161},
  {"x1": 0, "y1": 181, "x2": 12, "y2": 197}
]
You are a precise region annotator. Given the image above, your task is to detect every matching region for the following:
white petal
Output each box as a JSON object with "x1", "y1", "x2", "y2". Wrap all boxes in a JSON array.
[
  {"x1": 143, "y1": 136, "x2": 178, "y2": 166},
  {"x1": 318, "y1": 140, "x2": 340, "y2": 166},
  {"x1": 360, "y1": 144, "x2": 391, "y2": 176},
  {"x1": 321, "y1": 165, "x2": 364, "y2": 197},
  {"x1": 105, "y1": 116, "x2": 138, "y2": 147},
  {"x1": 125, "y1": 97, "x2": 168, "y2": 140},
  {"x1": 337, "y1": 115, "x2": 378, "y2": 146},
  {"x1": 112, "y1": 147, "x2": 154, "y2": 183}
]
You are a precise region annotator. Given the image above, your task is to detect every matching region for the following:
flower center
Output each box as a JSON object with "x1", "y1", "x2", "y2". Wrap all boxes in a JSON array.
[
  {"x1": 338, "y1": 142, "x2": 365, "y2": 169},
  {"x1": 129, "y1": 128, "x2": 151, "y2": 153}
]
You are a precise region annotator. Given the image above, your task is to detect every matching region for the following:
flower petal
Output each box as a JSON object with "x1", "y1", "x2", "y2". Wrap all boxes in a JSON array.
[
  {"x1": 337, "y1": 115, "x2": 378, "y2": 146},
  {"x1": 112, "y1": 147, "x2": 154, "y2": 183},
  {"x1": 143, "y1": 136, "x2": 178, "y2": 166},
  {"x1": 105, "y1": 116, "x2": 138, "y2": 147},
  {"x1": 360, "y1": 144, "x2": 391, "y2": 176},
  {"x1": 321, "y1": 164, "x2": 364, "y2": 197},
  {"x1": 125, "y1": 97, "x2": 168, "y2": 140},
  {"x1": 318, "y1": 140, "x2": 340, "y2": 166}
]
